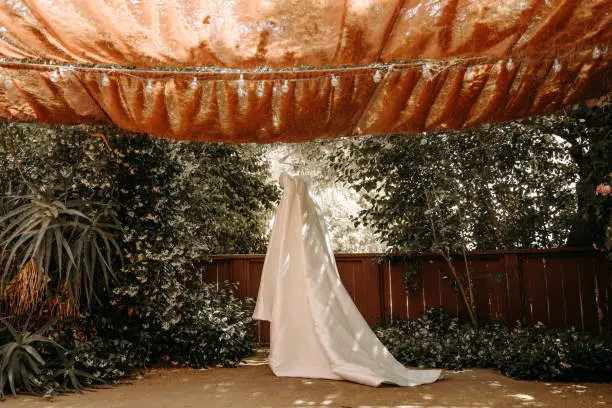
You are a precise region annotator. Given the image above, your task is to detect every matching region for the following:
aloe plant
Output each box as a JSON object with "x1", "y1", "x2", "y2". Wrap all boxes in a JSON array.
[
  {"x1": 0, "y1": 183, "x2": 19, "y2": 267},
  {"x1": 0, "y1": 318, "x2": 61, "y2": 398},
  {"x1": 0, "y1": 189, "x2": 122, "y2": 306},
  {"x1": 64, "y1": 206, "x2": 123, "y2": 305}
]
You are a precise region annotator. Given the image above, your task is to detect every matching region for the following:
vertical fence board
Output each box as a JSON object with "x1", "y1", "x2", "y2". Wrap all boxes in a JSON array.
[
  {"x1": 468, "y1": 259, "x2": 492, "y2": 324},
  {"x1": 578, "y1": 256, "x2": 598, "y2": 333},
  {"x1": 543, "y1": 256, "x2": 568, "y2": 330},
  {"x1": 337, "y1": 260, "x2": 356, "y2": 302},
  {"x1": 561, "y1": 257, "x2": 582, "y2": 330},
  {"x1": 422, "y1": 259, "x2": 442, "y2": 309},
  {"x1": 594, "y1": 256, "x2": 611, "y2": 333},
  {"x1": 406, "y1": 262, "x2": 425, "y2": 320},
  {"x1": 439, "y1": 262, "x2": 460, "y2": 317},
  {"x1": 362, "y1": 259, "x2": 383, "y2": 326},
  {"x1": 504, "y1": 254, "x2": 523, "y2": 325},
  {"x1": 217, "y1": 260, "x2": 231, "y2": 284},
  {"x1": 541, "y1": 257, "x2": 552, "y2": 326},
  {"x1": 352, "y1": 261, "x2": 370, "y2": 324},
  {"x1": 381, "y1": 261, "x2": 392, "y2": 322},
  {"x1": 247, "y1": 260, "x2": 264, "y2": 299},
  {"x1": 353, "y1": 261, "x2": 368, "y2": 322},
  {"x1": 484, "y1": 257, "x2": 507, "y2": 322},
  {"x1": 387, "y1": 262, "x2": 409, "y2": 321},
  {"x1": 522, "y1": 257, "x2": 549, "y2": 326},
  {"x1": 233, "y1": 259, "x2": 249, "y2": 299}
]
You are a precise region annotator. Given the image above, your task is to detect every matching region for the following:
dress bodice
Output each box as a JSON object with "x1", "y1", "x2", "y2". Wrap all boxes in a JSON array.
[{"x1": 280, "y1": 172, "x2": 311, "y2": 196}]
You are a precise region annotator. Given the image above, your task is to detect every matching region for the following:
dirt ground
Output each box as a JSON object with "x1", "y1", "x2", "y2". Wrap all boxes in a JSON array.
[{"x1": 4, "y1": 350, "x2": 611, "y2": 408}]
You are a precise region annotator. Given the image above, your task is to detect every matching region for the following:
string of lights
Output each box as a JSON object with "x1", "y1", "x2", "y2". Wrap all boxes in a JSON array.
[{"x1": 0, "y1": 45, "x2": 606, "y2": 94}]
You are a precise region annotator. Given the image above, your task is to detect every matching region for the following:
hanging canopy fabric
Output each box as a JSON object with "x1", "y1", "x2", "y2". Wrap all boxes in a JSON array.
[{"x1": 0, "y1": 0, "x2": 610, "y2": 143}]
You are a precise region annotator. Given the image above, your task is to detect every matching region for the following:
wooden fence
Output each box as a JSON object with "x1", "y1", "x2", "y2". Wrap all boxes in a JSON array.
[{"x1": 198, "y1": 248, "x2": 611, "y2": 344}]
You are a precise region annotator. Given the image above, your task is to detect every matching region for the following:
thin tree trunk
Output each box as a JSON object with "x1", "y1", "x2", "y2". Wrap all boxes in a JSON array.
[
  {"x1": 438, "y1": 248, "x2": 479, "y2": 327},
  {"x1": 461, "y1": 244, "x2": 476, "y2": 324},
  {"x1": 424, "y1": 196, "x2": 479, "y2": 327}
]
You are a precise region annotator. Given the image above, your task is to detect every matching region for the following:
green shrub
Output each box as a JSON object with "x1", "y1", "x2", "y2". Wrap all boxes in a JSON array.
[
  {"x1": 48, "y1": 322, "x2": 147, "y2": 384},
  {"x1": 100, "y1": 261, "x2": 256, "y2": 369},
  {"x1": 376, "y1": 308, "x2": 612, "y2": 382},
  {"x1": 499, "y1": 324, "x2": 612, "y2": 381},
  {"x1": 375, "y1": 308, "x2": 506, "y2": 370},
  {"x1": 148, "y1": 282, "x2": 256, "y2": 368}
]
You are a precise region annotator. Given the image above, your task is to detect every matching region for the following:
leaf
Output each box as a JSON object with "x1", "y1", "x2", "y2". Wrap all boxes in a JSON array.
[
  {"x1": 20, "y1": 363, "x2": 37, "y2": 395},
  {"x1": 7, "y1": 357, "x2": 17, "y2": 396},
  {"x1": 0, "y1": 319, "x2": 20, "y2": 342},
  {"x1": 21, "y1": 345, "x2": 45, "y2": 367},
  {"x1": 54, "y1": 227, "x2": 63, "y2": 281},
  {"x1": 22, "y1": 353, "x2": 41, "y2": 375}
]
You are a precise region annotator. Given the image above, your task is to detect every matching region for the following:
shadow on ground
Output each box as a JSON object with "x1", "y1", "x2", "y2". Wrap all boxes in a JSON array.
[{"x1": 3, "y1": 350, "x2": 611, "y2": 408}]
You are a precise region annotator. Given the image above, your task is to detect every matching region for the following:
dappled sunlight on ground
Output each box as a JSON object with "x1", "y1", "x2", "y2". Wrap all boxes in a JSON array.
[{"x1": 3, "y1": 350, "x2": 611, "y2": 408}]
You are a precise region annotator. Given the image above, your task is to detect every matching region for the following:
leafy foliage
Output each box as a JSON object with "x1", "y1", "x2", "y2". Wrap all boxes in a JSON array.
[
  {"x1": 498, "y1": 323, "x2": 612, "y2": 381},
  {"x1": 328, "y1": 119, "x2": 578, "y2": 253},
  {"x1": 0, "y1": 123, "x2": 277, "y2": 396},
  {"x1": 0, "y1": 318, "x2": 61, "y2": 398},
  {"x1": 538, "y1": 104, "x2": 611, "y2": 247},
  {"x1": 375, "y1": 308, "x2": 505, "y2": 370},
  {"x1": 376, "y1": 308, "x2": 612, "y2": 382},
  {"x1": 595, "y1": 172, "x2": 612, "y2": 259}
]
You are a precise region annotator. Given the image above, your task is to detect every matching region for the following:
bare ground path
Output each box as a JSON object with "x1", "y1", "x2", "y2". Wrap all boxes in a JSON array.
[{"x1": 3, "y1": 351, "x2": 611, "y2": 408}]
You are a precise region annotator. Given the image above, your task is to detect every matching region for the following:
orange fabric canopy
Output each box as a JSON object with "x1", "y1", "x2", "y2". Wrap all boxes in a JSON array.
[{"x1": 0, "y1": 0, "x2": 610, "y2": 142}]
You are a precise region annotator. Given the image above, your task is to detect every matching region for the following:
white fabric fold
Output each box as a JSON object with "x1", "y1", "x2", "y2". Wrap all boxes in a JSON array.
[{"x1": 253, "y1": 172, "x2": 441, "y2": 387}]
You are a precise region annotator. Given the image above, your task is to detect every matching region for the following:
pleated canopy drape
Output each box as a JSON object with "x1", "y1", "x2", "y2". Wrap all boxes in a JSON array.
[{"x1": 0, "y1": 0, "x2": 610, "y2": 142}]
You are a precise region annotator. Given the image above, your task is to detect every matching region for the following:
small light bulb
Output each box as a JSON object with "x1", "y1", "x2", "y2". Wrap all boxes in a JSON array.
[
  {"x1": 4, "y1": 75, "x2": 13, "y2": 89},
  {"x1": 592, "y1": 46, "x2": 601, "y2": 59},
  {"x1": 237, "y1": 74, "x2": 247, "y2": 96},
  {"x1": 553, "y1": 58, "x2": 562, "y2": 73},
  {"x1": 422, "y1": 64, "x2": 431, "y2": 80},
  {"x1": 506, "y1": 58, "x2": 515, "y2": 71},
  {"x1": 50, "y1": 70, "x2": 60, "y2": 83},
  {"x1": 189, "y1": 76, "x2": 198, "y2": 90},
  {"x1": 464, "y1": 67, "x2": 474, "y2": 81},
  {"x1": 373, "y1": 69, "x2": 382, "y2": 83},
  {"x1": 145, "y1": 79, "x2": 154, "y2": 93},
  {"x1": 331, "y1": 74, "x2": 339, "y2": 87},
  {"x1": 281, "y1": 80, "x2": 289, "y2": 93},
  {"x1": 257, "y1": 81, "x2": 265, "y2": 97},
  {"x1": 101, "y1": 73, "x2": 110, "y2": 87}
]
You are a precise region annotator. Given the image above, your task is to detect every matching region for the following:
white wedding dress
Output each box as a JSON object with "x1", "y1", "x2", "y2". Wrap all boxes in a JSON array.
[{"x1": 253, "y1": 172, "x2": 441, "y2": 387}]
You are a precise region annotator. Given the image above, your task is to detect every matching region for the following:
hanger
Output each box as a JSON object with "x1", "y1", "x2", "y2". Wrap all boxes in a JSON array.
[{"x1": 278, "y1": 152, "x2": 307, "y2": 175}]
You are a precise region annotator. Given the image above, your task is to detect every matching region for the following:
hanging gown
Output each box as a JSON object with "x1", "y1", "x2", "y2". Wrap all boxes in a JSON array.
[{"x1": 253, "y1": 172, "x2": 441, "y2": 387}]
